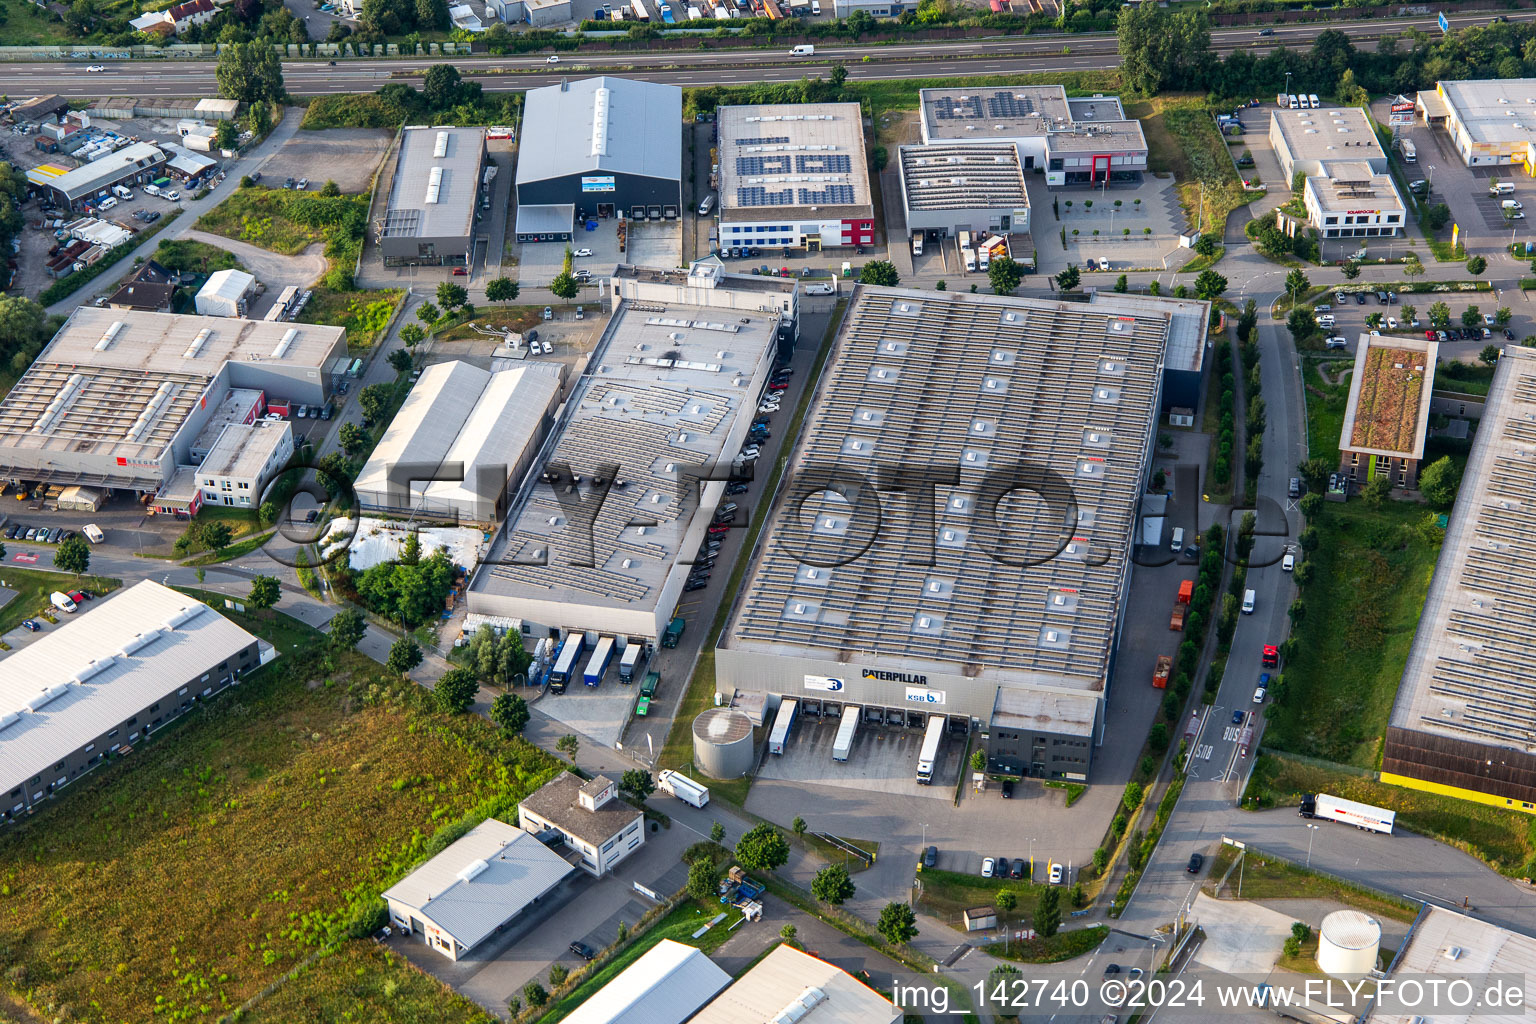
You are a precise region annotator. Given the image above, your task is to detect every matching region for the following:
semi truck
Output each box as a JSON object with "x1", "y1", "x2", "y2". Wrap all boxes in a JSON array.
[
  {"x1": 915, "y1": 714, "x2": 945, "y2": 784},
  {"x1": 658, "y1": 769, "x2": 710, "y2": 808},
  {"x1": 584, "y1": 637, "x2": 615, "y2": 687},
  {"x1": 636, "y1": 671, "x2": 660, "y2": 716},
  {"x1": 768, "y1": 697, "x2": 799, "y2": 755},
  {"x1": 1299, "y1": 793, "x2": 1395, "y2": 835},
  {"x1": 548, "y1": 634, "x2": 585, "y2": 693},
  {"x1": 1153, "y1": 655, "x2": 1172, "y2": 689},
  {"x1": 661, "y1": 616, "x2": 686, "y2": 648},
  {"x1": 832, "y1": 704, "x2": 860, "y2": 761},
  {"x1": 618, "y1": 642, "x2": 646, "y2": 684}
]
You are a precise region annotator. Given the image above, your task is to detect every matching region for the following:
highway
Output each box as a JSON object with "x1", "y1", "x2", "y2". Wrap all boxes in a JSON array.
[{"x1": 2, "y1": 9, "x2": 1531, "y2": 96}]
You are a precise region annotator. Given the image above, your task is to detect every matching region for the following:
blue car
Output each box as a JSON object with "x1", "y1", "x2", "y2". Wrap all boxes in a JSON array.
[
  {"x1": 1231, "y1": 709, "x2": 1245, "y2": 725},
  {"x1": 21, "y1": 619, "x2": 41, "y2": 632}
]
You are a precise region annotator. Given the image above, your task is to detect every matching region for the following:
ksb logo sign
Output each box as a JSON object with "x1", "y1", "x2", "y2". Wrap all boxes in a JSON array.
[{"x1": 904, "y1": 687, "x2": 946, "y2": 705}]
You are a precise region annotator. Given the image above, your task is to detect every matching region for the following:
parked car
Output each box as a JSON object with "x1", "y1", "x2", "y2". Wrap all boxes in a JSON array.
[
  {"x1": 20, "y1": 619, "x2": 40, "y2": 632},
  {"x1": 451, "y1": 266, "x2": 468, "y2": 276},
  {"x1": 1506, "y1": 329, "x2": 1517, "y2": 341},
  {"x1": 3, "y1": 525, "x2": 15, "y2": 539},
  {"x1": 542, "y1": 306, "x2": 553, "y2": 320},
  {"x1": 981, "y1": 857, "x2": 996, "y2": 878},
  {"x1": 1187, "y1": 852, "x2": 1205, "y2": 873},
  {"x1": 284, "y1": 177, "x2": 296, "y2": 189},
  {"x1": 1282, "y1": 550, "x2": 1295, "y2": 571},
  {"x1": 922, "y1": 845, "x2": 938, "y2": 869},
  {"x1": 1104, "y1": 964, "x2": 1122, "y2": 976},
  {"x1": 1012, "y1": 857, "x2": 1027, "y2": 879},
  {"x1": 1001, "y1": 779, "x2": 1014, "y2": 799},
  {"x1": 725, "y1": 482, "x2": 749, "y2": 495},
  {"x1": 1355, "y1": 293, "x2": 1367, "y2": 305},
  {"x1": 296, "y1": 178, "x2": 309, "y2": 190},
  {"x1": 569, "y1": 941, "x2": 596, "y2": 961},
  {"x1": 1049, "y1": 862, "x2": 1063, "y2": 884},
  {"x1": 573, "y1": 248, "x2": 593, "y2": 257}
]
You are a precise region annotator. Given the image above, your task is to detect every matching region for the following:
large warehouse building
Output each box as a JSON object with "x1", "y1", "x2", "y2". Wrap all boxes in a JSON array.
[
  {"x1": 918, "y1": 87, "x2": 1147, "y2": 188},
  {"x1": 715, "y1": 286, "x2": 1185, "y2": 781},
  {"x1": 26, "y1": 141, "x2": 169, "y2": 210},
  {"x1": 377, "y1": 126, "x2": 488, "y2": 267},
  {"x1": 467, "y1": 266, "x2": 781, "y2": 643},
  {"x1": 716, "y1": 103, "x2": 875, "y2": 251},
  {"x1": 1269, "y1": 107, "x2": 1405, "y2": 239},
  {"x1": 354, "y1": 360, "x2": 564, "y2": 524},
  {"x1": 515, "y1": 77, "x2": 682, "y2": 239},
  {"x1": 1416, "y1": 78, "x2": 1536, "y2": 167},
  {"x1": 898, "y1": 142, "x2": 1031, "y2": 237},
  {"x1": 0, "y1": 309, "x2": 346, "y2": 496},
  {"x1": 1383, "y1": 344, "x2": 1536, "y2": 813},
  {"x1": 2, "y1": 580, "x2": 267, "y2": 826}
]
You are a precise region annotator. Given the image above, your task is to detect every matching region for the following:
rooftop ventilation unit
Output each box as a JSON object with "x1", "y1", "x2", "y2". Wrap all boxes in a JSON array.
[
  {"x1": 425, "y1": 166, "x2": 444, "y2": 205},
  {"x1": 165, "y1": 604, "x2": 205, "y2": 631},
  {"x1": 95, "y1": 320, "x2": 126, "y2": 352},
  {"x1": 124, "y1": 381, "x2": 179, "y2": 443},
  {"x1": 591, "y1": 87, "x2": 612, "y2": 158},
  {"x1": 0, "y1": 711, "x2": 19, "y2": 733},
  {"x1": 272, "y1": 327, "x2": 298, "y2": 360},
  {"x1": 26, "y1": 682, "x2": 74, "y2": 713},
  {"x1": 434, "y1": 131, "x2": 449, "y2": 158},
  {"x1": 183, "y1": 327, "x2": 212, "y2": 359},
  {"x1": 32, "y1": 372, "x2": 87, "y2": 435},
  {"x1": 72, "y1": 656, "x2": 117, "y2": 684},
  {"x1": 769, "y1": 987, "x2": 828, "y2": 1024},
  {"x1": 456, "y1": 858, "x2": 489, "y2": 884}
]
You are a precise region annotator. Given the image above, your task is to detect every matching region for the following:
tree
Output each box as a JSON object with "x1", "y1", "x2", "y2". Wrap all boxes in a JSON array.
[
  {"x1": 338, "y1": 421, "x2": 368, "y2": 455},
  {"x1": 1481, "y1": 344, "x2": 1501, "y2": 367},
  {"x1": 1117, "y1": 4, "x2": 1209, "y2": 93},
  {"x1": 388, "y1": 348, "x2": 413, "y2": 375},
  {"x1": 358, "y1": 383, "x2": 391, "y2": 424},
  {"x1": 318, "y1": 452, "x2": 351, "y2": 490},
  {"x1": 434, "y1": 667, "x2": 480, "y2": 714},
  {"x1": 995, "y1": 888, "x2": 1018, "y2": 915},
  {"x1": 858, "y1": 260, "x2": 900, "y2": 287},
  {"x1": 1401, "y1": 303, "x2": 1417, "y2": 324},
  {"x1": 686, "y1": 858, "x2": 718, "y2": 900},
  {"x1": 328, "y1": 608, "x2": 366, "y2": 651},
  {"x1": 399, "y1": 323, "x2": 425, "y2": 347},
  {"x1": 1284, "y1": 267, "x2": 1310, "y2": 298},
  {"x1": 423, "y1": 64, "x2": 464, "y2": 109},
  {"x1": 780, "y1": 923, "x2": 797, "y2": 941},
  {"x1": 1418, "y1": 455, "x2": 1459, "y2": 509},
  {"x1": 202, "y1": 521, "x2": 233, "y2": 553},
  {"x1": 214, "y1": 119, "x2": 240, "y2": 151},
  {"x1": 1467, "y1": 254, "x2": 1488, "y2": 275},
  {"x1": 1033, "y1": 886, "x2": 1061, "y2": 937},
  {"x1": 1287, "y1": 308, "x2": 1318, "y2": 343},
  {"x1": 216, "y1": 41, "x2": 285, "y2": 105},
  {"x1": 1337, "y1": 66, "x2": 1369, "y2": 105},
  {"x1": 387, "y1": 636, "x2": 423, "y2": 676},
  {"x1": 1496, "y1": 306, "x2": 1514, "y2": 326},
  {"x1": 436, "y1": 281, "x2": 468, "y2": 311},
  {"x1": 549, "y1": 272, "x2": 581, "y2": 300},
  {"x1": 1114, "y1": 273, "x2": 1128, "y2": 293},
  {"x1": 416, "y1": 302, "x2": 440, "y2": 327},
  {"x1": 485, "y1": 276, "x2": 519, "y2": 304},
  {"x1": 1428, "y1": 301, "x2": 1452, "y2": 328},
  {"x1": 1362, "y1": 475, "x2": 1392, "y2": 506},
  {"x1": 791, "y1": 815, "x2": 808, "y2": 837},
  {"x1": 1054, "y1": 264, "x2": 1080, "y2": 292},
  {"x1": 1341, "y1": 261, "x2": 1360, "y2": 280},
  {"x1": 709, "y1": 822, "x2": 726, "y2": 843},
  {"x1": 1461, "y1": 305, "x2": 1482, "y2": 328},
  {"x1": 248, "y1": 574, "x2": 280, "y2": 611},
  {"x1": 53, "y1": 534, "x2": 90, "y2": 575},
  {"x1": 736, "y1": 823, "x2": 790, "y2": 871},
  {"x1": 319, "y1": 180, "x2": 340, "y2": 197},
  {"x1": 1403, "y1": 256, "x2": 1424, "y2": 278},
  {"x1": 490, "y1": 692, "x2": 530, "y2": 735},
  {"x1": 547, "y1": 964, "x2": 569, "y2": 988},
  {"x1": 811, "y1": 864, "x2": 856, "y2": 904},
  {"x1": 1194, "y1": 269, "x2": 1228, "y2": 300},
  {"x1": 621, "y1": 768, "x2": 656, "y2": 800},
  {"x1": 522, "y1": 981, "x2": 548, "y2": 1008},
  {"x1": 1193, "y1": 233, "x2": 1218, "y2": 257},
  {"x1": 1299, "y1": 492, "x2": 1324, "y2": 521},
  {"x1": 970, "y1": 749, "x2": 986, "y2": 773},
  {"x1": 258, "y1": 500, "x2": 279, "y2": 526},
  {"x1": 877, "y1": 902, "x2": 919, "y2": 945},
  {"x1": 555, "y1": 734, "x2": 579, "y2": 759},
  {"x1": 987, "y1": 256, "x2": 1022, "y2": 296}
]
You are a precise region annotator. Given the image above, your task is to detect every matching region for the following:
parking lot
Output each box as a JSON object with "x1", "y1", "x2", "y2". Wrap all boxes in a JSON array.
[
  {"x1": 755, "y1": 711, "x2": 967, "y2": 798},
  {"x1": 255, "y1": 126, "x2": 391, "y2": 196},
  {"x1": 1310, "y1": 285, "x2": 1528, "y2": 360}
]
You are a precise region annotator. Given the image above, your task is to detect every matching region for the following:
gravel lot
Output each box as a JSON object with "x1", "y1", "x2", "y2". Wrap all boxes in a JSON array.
[{"x1": 258, "y1": 127, "x2": 393, "y2": 195}]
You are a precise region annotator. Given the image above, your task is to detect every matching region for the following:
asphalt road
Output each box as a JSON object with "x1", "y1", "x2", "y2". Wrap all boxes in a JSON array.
[{"x1": 8, "y1": 10, "x2": 1532, "y2": 97}]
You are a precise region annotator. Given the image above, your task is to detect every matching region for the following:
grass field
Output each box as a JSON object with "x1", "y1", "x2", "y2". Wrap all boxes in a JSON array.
[
  {"x1": 303, "y1": 287, "x2": 406, "y2": 351},
  {"x1": 914, "y1": 867, "x2": 1046, "y2": 926},
  {"x1": 152, "y1": 238, "x2": 243, "y2": 276},
  {"x1": 436, "y1": 306, "x2": 548, "y2": 342},
  {"x1": 1125, "y1": 95, "x2": 1249, "y2": 240},
  {"x1": 0, "y1": 600, "x2": 565, "y2": 1024},
  {"x1": 1302, "y1": 355, "x2": 1351, "y2": 460},
  {"x1": 1245, "y1": 752, "x2": 1536, "y2": 878},
  {"x1": 240, "y1": 943, "x2": 497, "y2": 1024},
  {"x1": 194, "y1": 188, "x2": 359, "y2": 257},
  {"x1": 1260, "y1": 499, "x2": 1440, "y2": 768},
  {"x1": 0, "y1": 565, "x2": 118, "y2": 636},
  {"x1": 1206, "y1": 844, "x2": 1420, "y2": 923}
]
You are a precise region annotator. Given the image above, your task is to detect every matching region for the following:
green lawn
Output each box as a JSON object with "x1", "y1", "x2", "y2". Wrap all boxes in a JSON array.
[
  {"x1": 152, "y1": 238, "x2": 243, "y2": 276},
  {"x1": 302, "y1": 287, "x2": 405, "y2": 352},
  {"x1": 0, "y1": 600, "x2": 565, "y2": 1024},
  {"x1": 914, "y1": 867, "x2": 1046, "y2": 927},
  {"x1": 1261, "y1": 499, "x2": 1440, "y2": 768},
  {"x1": 0, "y1": 566, "x2": 118, "y2": 638},
  {"x1": 1206, "y1": 844, "x2": 1420, "y2": 923},
  {"x1": 1302, "y1": 355, "x2": 1352, "y2": 460},
  {"x1": 1245, "y1": 753, "x2": 1536, "y2": 878}
]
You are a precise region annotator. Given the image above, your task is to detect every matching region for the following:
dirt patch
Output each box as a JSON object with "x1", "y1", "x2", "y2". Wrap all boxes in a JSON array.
[{"x1": 260, "y1": 128, "x2": 393, "y2": 195}]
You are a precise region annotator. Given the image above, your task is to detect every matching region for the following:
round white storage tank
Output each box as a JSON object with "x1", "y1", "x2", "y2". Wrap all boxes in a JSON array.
[
  {"x1": 1317, "y1": 910, "x2": 1381, "y2": 976},
  {"x1": 692, "y1": 707, "x2": 755, "y2": 779}
]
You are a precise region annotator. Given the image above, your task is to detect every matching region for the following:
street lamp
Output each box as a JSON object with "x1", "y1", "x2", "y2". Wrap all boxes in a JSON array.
[
  {"x1": 1028, "y1": 836, "x2": 1037, "y2": 880},
  {"x1": 1305, "y1": 823, "x2": 1320, "y2": 867},
  {"x1": 1427, "y1": 164, "x2": 1436, "y2": 197}
]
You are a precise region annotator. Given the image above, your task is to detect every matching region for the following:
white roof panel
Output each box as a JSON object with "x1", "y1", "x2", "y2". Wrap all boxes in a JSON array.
[{"x1": 562, "y1": 939, "x2": 729, "y2": 1024}]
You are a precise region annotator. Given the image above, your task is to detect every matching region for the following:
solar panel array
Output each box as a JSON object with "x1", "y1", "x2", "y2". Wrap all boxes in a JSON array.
[
  {"x1": 737, "y1": 186, "x2": 795, "y2": 207},
  {"x1": 932, "y1": 91, "x2": 1042, "y2": 121},
  {"x1": 736, "y1": 155, "x2": 792, "y2": 176},
  {"x1": 797, "y1": 185, "x2": 857, "y2": 205},
  {"x1": 900, "y1": 145, "x2": 1028, "y2": 212},
  {"x1": 737, "y1": 135, "x2": 790, "y2": 146},
  {"x1": 795, "y1": 154, "x2": 851, "y2": 173}
]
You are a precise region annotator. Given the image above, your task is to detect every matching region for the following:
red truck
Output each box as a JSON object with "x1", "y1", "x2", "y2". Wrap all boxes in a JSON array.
[{"x1": 1153, "y1": 655, "x2": 1172, "y2": 688}]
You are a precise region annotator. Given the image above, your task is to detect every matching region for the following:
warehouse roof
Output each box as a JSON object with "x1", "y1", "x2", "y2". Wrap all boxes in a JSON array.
[
  {"x1": 163, "y1": 142, "x2": 217, "y2": 177},
  {"x1": 1338, "y1": 336, "x2": 1436, "y2": 458},
  {"x1": 356, "y1": 361, "x2": 494, "y2": 502},
  {"x1": 1435, "y1": 79, "x2": 1536, "y2": 146},
  {"x1": 899, "y1": 143, "x2": 1028, "y2": 213},
  {"x1": 1390, "y1": 344, "x2": 1536, "y2": 751},
  {"x1": 198, "y1": 418, "x2": 291, "y2": 481},
  {"x1": 473, "y1": 296, "x2": 777, "y2": 613},
  {"x1": 381, "y1": 126, "x2": 486, "y2": 242},
  {"x1": 1303, "y1": 166, "x2": 1405, "y2": 211},
  {"x1": 918, "y1": 86, "x2": 1145, "y2": 151},
  {"x1": 0, "y1": 581, "x2": 262, "y2": 799},
  {"x1": 1088, "y1": 291, "x2": 1209, "y2": 375},
  {"x1": 1375, "y1": 907, "x2": 1536, "y2": 1023},
  {"x1": 517, "y1": 77, "x2": 682, "y2": 187},
  {"x1": 562, "y1": 939, "x2": 730, "y2": 1024},
  {"x1": 689, "y1": 944, "x2": 902, "y2": 1024},
  {"x1": 421, "y1": 364, "x2": 564, "y2": 514},
  {"x1": 380, "y1": 819, "x2": 574, "y2": 953},
  {"x1": 1270, "y1": 107, "x2": 1384, "y2": 167},
  {"x1": 717, "y1": 103, "x2": 872, "y2": 223},
  {"x1": 25, "y1": 142, "x2": 167, "y2": 201},
  {"x1": 722, "y1": 286, "x2": 1174, "y2": 691}
]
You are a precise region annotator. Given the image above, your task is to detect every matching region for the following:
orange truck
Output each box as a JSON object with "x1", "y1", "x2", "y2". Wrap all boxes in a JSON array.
[
  {"x1": 1153, "y1": 655, "x2": 1172, "y2": 688},
  {"x1": 1170, "y1": 603, "x2": 1186, "y2": 631},
  {"x1": 1177, "y1": 580, "x2": 1194, "y2": 605}
]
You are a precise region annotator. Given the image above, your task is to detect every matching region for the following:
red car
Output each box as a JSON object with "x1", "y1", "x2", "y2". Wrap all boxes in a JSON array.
[
  {"x1": 1424, "y1": 330, "x2": 1436, "y2": 340},
  {"x1": 452, "y1": 267, "x2": 468, "y2": 276},
  {"x1": 1262, "y1": 644, "x2": 1279, "y2": 668},
  {"x1": 707, "y1": 524, "x2": 730, "y2": 535},
  {"x1": 67, "y1": 590, "x2": 88, "y2": 604}
]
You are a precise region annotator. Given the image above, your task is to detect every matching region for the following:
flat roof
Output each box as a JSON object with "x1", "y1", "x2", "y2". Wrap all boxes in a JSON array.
[
  {"x1": 191, "y1": 388, "x2": 264, "y2": 452},
  {"x1": 472, "y1": 296, "x2": 777, "y2": 614},
  {"x1": 380, "y1": 819, "x2": 574, "y2": 951},
  {"x1": 717, "y1": 103, "x2": 872, "y2": 223},
  {"x1": 1437, "y1": 78, "x2": 1536, "y2": 147},
  {"x1": 1338, "y1": 336, "x2": 1437, "y2": 459},
  {"x1": 382, "y1": 127, "x2": 485, "y2": 242},
  {"x1": 1270, "y1": 106, "x2": 1384, "y2": 167},
  {"x1": 163, "y1": 143, "x2": 216, "y2": 177},
  {"x1": 899, "y1": 143, "x2": 1029, "y2": 213},
  {"x1": 919, "y1": 87, "x2": 1145, "y2": 151},
  {"x1": 0, "y1": 309, "x2": 343, "y2": 468},
  {"x1": 1304, "y1": 165, "x2": 1405, "y2": 211},
  {"x1": 517, "y1": 772, "x2": 641, "y2": 848},
  {"x1": 25, "y1": 142, "x2": 166, "y2": 200},
  {"x1": 721, "y1": 286, "x2": 1174, "y2": 691},
  {"x1": 612, "y1": 260, "x2": 798, "y2": 295},
  {"x1": 518, "y1": 77, "x2": 682, "y2": 187},
  {"x1": 563, "y1": 939, "x2": 730, "y2": 1024},
  {"x1": 1390, "y1": 344, "x2": 1536, "y2": 750},
  {"x1": 515, "y1": 203, "x2": 575, "y2": 235},
  {"x1": 689, "y1": 944, "x2": 902, "y2": 1024},
  {"x1": 1376, "y1": 907, "x2": 1536, "y2": 1023},
  {"x1": 199, "y1": 418, "x2": 291, "y2": 481},
  {"x1": 992, "y1": 687, "x2": 1098, "y2": 739},
  {"x1": 1088, "y1": 291, "x2": 1208, "y2": 375},
  {"x1": 0, "y1": 581, "x2": 261, "y2": 797}
]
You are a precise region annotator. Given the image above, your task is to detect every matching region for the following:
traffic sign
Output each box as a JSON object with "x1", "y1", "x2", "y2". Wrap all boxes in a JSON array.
[{"x1": 1438, "y1": 10, "x2": 1449, "y2": 32}]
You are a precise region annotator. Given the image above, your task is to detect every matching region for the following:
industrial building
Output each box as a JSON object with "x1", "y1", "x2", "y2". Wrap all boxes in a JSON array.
[
  {"x1": 466, "y1": 265, "x2": 781, "y2": 642},
  {"x1": 1336, "y1": 335, "x2": 1438, "y2": 491},
  {"x1": 1416, "y1": 78, "x2": 1536, "y2": 167},
  {"x1": 194, "y1": 268, "x2": 255, "y2": 318},
  {"x1": 918, "y1": 87, "x2": 1147, "y2": 188},
  {"x1": 380, "y1": 818, "x2": 575, "y2": 961},
  {"x1": 715, "y1": 286, "x2": 1187, "y2": 781},
  {"x1": 162, "y1": 142, "x2": 218, "y2": 182},
  {"x1": 610, "y1": 258, "x2": 801, "y2": 347},
  {"x1": 898, "y1": 143, "x2": 1031, "y2": 237},
  {"x1": 1, "y1": 580, "x2": 267, "y2": 826},
  {"x1": 191, "y1": 418, "x2": 294, "y2": 511},
  {"x1": 716, "y1": 103, "x2": 874, "y2": 251},
  {"x1": 26, "y1": 142, "x2": 168, "y2": 210},
  {"x1": 1383, "y1": 344, "x2": 1536, "y2": 812},
  {"x1": 1087, "y1": 291, "x2": 1210, "y2": 414},
  {"x1": 0, "y1": 309, "x2": 346, "y2": 496},
  {"x1": 11, "y1": 94, "x2": 69, "y2": 125},
  {"x1": 563, "y1": 940, "x2": 730, "y2": 1024},
  {"x1": 1374, "y1": 907, "x2": 1536, "y2": 1023},
  {"x1": 689, "y1": 944, "x2": 902, "y2": 1024},
  {"x1": 515, "y1": 77, "x2": 682, "y2": 238},
  {"x1": 377, "y1": 126, "x2": 488, "y2": 267},
  {"x1": 516, "y1": 773, "x2": 643, "y2": 876},
  {"x1": 1269, "y1": 108, "x2": 1405, "y2": 237},
  {"x1": 354, "y1": 360, "x2": 564, "y2": 524}
]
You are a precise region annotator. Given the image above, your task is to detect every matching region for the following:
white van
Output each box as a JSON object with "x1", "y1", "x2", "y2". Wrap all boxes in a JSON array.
[
  {"x1": 1317, "y1": 314, "x2": 1336, "y2": 329},
  {"x1": 1241, "y1": 589, "x2": 1256, "y2": 614},
  {"x1": 51, "y1": 591, "x2": 77, "y2": 614},
  {"x1": 82, "y1": 524, "x2": 104, "y2": 543},
  {"x1": 97, "y1": 196, "x2": 118, "y2": 211},
  {"x1": 1308, "y1": 94, "x2": 1320, "y2": 109},
  {"x1": 1490, "y1": 182, "x2": 1516, "y2": 196},
  {"x1": 1170, "y1": 526, "x2": 1184, "y2": 551},
  {"x1": 111, "y1": 184, "x2": 133, "y2": 200},
  {"x1": 791, "y1": 44, "x2": 814, "y2": 55},
  {"x1": 1288, "y1": 94, "x2": 1299, "y2": 109},
  {"x1": 1503, "y1": 199, "x2": 1523, "y2": 211}
]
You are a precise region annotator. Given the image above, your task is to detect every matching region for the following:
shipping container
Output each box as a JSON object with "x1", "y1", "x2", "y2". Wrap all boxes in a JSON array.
[
  {"x1": 583, "y1": 636, "x2": 615, "y2": 686},
  {"x1": 768, "y1": 697, "x2": 799, "y2": 755}
]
